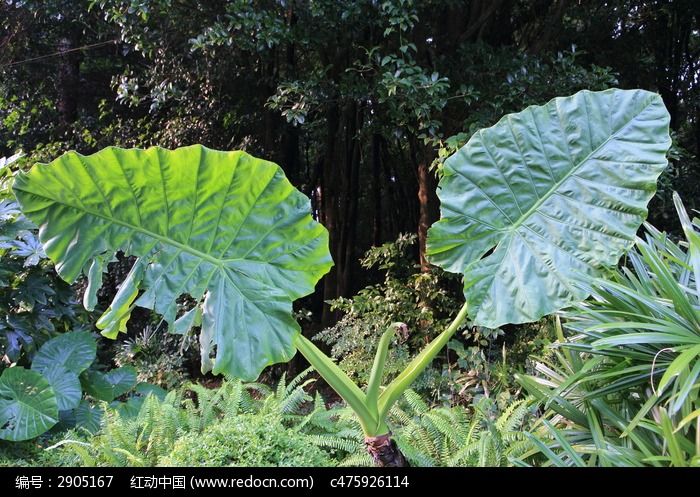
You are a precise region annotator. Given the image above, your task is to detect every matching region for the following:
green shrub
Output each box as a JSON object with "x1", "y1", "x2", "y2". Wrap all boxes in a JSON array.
[
  {"x1": 517, "y1": 197, "x2": 700, "y2": 467},
  {"x1": 315, "y1": 234, "x2": 555, "y2": 407},
  {"x1": 0, "y1": 436, "x2": 81, "y2": 467},
  {"x1": 163, "y1": 413, "x2": 332, "y2": 467},
  {"x1": 51, "y1": 372, "x2": 336, "y2": 467},
  {"x1": 0, "y1": 153, "x2": 89, "y2": 368},
  {"x1": 314, "y1": 234, "x2": 463, "y2": 386},
  {"x1": 114, "y1": 324, "x2": 194, "y2": 390}
]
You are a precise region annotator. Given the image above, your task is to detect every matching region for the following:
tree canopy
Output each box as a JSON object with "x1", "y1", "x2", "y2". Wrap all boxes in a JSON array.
[{"x1": 2, "y1": 0, "x2": 699, "y2": 323}]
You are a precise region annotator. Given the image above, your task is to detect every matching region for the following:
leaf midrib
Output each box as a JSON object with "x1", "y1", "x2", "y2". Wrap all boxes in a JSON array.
[
  {"x1": 470, "y1": 93, "x2": 660, "y2": 326},
  {"x1": 19, "y1": 191, "x2": 244, "y2": 267},
  {"x1": 506, "y1": 95, "x2": 656, "y2": 235}
]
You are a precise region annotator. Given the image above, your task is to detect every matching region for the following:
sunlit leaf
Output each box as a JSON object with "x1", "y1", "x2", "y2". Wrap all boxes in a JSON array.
[{"x1": 13, "y1": 145, "x2": 333, "y2": 380}]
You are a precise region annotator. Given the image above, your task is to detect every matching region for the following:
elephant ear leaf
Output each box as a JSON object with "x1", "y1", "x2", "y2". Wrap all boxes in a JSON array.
[
  {"x1": 0, "y1": 367, "x2": 58, "y2": 441},
  {"x1": 427, "y1": 88, "x2": 671, "y2": 328},
  {"x1": 13, "y1": 145, "x2": 333, "y2": 380}
]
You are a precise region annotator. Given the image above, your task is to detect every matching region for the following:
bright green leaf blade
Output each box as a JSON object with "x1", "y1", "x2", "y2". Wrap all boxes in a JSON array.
[
  {"x1": 673, "y1": 192, "x2": 700, "y2": 302},
  {"x1": 31, "y1": 331, "x2": 97, "y2": 375},
  {"x1": 670, "y1": 361, "x2": 700, "y2": 415},
  {"x1": 659, "y1": 409, "x2": 687, "y2": 466},
  {"x1": 83, "y1": 255, "x2": 106, "y2": 311},
  {"x1": 13, "y1": 146, "x2": 333, "y2": 380},
  {"x1": 657, "y1": 344, "x2": 700, "y2": 395},
  {"x1": 427, "y1": 89, "x2": 671, "y2": 327},
  {"x1": 594, "y1": 333, "x2": 700, "y2": 346},
  {"x1": 675, "y1": 408, "x2": 700, "y2": 432},
  {"x1": 173, "y1": 306, "x2": 202, "y2": 335},
  {"x1": 294, "y1": 334, "x2": 377, "y2": 434},
  {"x1": 36, "y1": 365, "x2": 81, "y2": 411},
  {"x1": 0, "y1": 367, "x2": 58, "y2": 441}
]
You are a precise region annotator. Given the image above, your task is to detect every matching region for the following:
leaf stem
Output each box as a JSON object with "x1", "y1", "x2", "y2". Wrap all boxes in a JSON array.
[
  {"x1": 293, "y1": 333, "x2": 377, "y2": 434},
  {"x1": 294, "y1": 300, "x2": 469, "y2": 437},
  {"x1": 377, "y1": 301, "x2": 469, "y2": 420},
  {"x1": 366, "y1": 323, "x2": 404, "y2": 427}
]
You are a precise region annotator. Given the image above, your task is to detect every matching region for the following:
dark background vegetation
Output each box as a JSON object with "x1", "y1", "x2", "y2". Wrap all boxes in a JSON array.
[{"x1": 2, "y1": 0, "x2": 698, "y2": 323}]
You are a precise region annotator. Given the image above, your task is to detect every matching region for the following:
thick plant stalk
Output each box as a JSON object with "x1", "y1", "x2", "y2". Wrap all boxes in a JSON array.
[
  {"x1": 364, "y1": 433, "x2": 410, "y2": 467},
  {"x1": 366, "y1": 322, "x2": 408, "y2": 425},
  {"x1": 294, "y1": 334, "x2": 377, "y2": 434},
  {"x1": 364, "y1": 323, "x2": 410, "y2": 466}
]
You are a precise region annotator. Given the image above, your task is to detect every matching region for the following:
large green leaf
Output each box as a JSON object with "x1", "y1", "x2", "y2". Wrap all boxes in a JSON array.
[
  {"x1": 13, "y1": 146, "x2": 332, "y2": 380},
  {"x1": 37, "y1": 364, "x2": 81, "y2": 411},
  {"x1": 74, "y1": 400, "x2": 102, "y2": 434},
  {"x1": 80, "y1": 366, "x2": 137, "y2": 402},
  {"x1": 80, "y1": 370, "x2": 116, "y2": 402},
  {"x1": 31, "y1": 331, "x2": 97, "y2": 375},
  {"x1": 427, "y1": 89, "x2": 671, "y2": 328},
  {"x1": 103, "y1": 366, "x2": 138, "y2": 398},
  {"x1": 0, "y1": 367, "x2": 58, "y2": 441}
]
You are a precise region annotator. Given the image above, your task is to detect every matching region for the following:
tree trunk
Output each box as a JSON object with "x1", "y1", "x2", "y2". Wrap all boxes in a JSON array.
[
  {"x1": 410, "y1": 136, "x2": 439, "y2": 272},
  {"x1": 338, "y1": 102, "x2": 362, "y2": 297},
  {"x1": 320, "y1": 104, "x2": 340, "y2": 327},
  {"x1": 695, "y1": 105, "x2": 700, "y2": 159},
  {"x1": 282, "y1": 6, "x2": 300, "y2": 183},
  {"x1": 462, "y1": 0, "x2": 506, "y2": 43},
  {"x1": 56, "y1": 33, "x2": 80, "y2": 126},
  {"x1": 528, "y1": 0, "x2": 572, "y2": 53},
  {"x1": 282, "y1": 125, "x2": 300, "y2": 183},
  {"x1": 416, "y1": 160, "x2": 437, "y2": 271},
  {"x1": 371, "y1": 132, "x2": 382, "y2": 246},
  {"x1": 365, "y1": 434, "x2": 410, "y2": 467}
]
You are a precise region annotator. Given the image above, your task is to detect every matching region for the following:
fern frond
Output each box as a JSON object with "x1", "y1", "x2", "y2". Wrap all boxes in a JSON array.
[
  {"x1": 447, "y1": 439, "x2": 481, "y2": 466},
  {"x1": 395, "y1": 433, "x2": 436, "y2": 467},
  {"x1": 46, "y1": 440, "x2": 96, "y2": 467},
  {"x1": 277, "y1": 384, "x2": 313, "y2": 415},
  {"x1": 276, "y1": 372, "x2": 288, "y2": 400},
  {"x1": 286, "y1": 367, "x2": 315, "y2": 392},
  {"x1": 338, "y1": 453, "x2": 374, "y2": 467},
  {"x1": 496, "y1": 398, "x2": 531, "y2": 433},
  {"x1": 311, "y1": 435, "x2": 363, "y2": 453},
  {"x1": 403, "y1": 389, "x2": 429, "y2": 415}
]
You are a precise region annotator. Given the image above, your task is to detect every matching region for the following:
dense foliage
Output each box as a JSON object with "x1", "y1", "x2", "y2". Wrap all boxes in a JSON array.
[
  {"x1": 1, "y1": 373, "x2": 537, "y2": 467},
  {"x1": 6, "y1": 0, "x2": 697, "y2": 311},
  {"x1": 519, "y1": 197, "x2": 700, "y2": 466},
  {"x1": 1, "y1": 0, "x2": 699, "y2": 468},
  {"x1": 0, "y1": 154, "x2": 89, "y2": 367}
]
